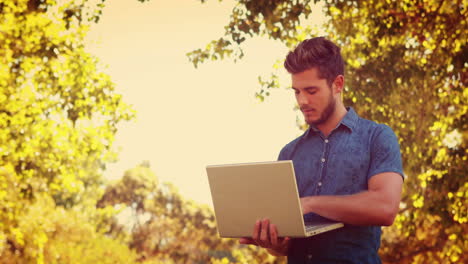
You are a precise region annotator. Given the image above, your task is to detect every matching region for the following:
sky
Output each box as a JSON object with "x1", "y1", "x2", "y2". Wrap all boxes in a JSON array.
[{"x1": 85, "y1": 0, "x2": 325, "y2": 206}]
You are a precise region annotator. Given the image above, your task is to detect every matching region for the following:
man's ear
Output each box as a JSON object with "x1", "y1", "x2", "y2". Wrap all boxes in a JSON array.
[{"x1": 333, "y1": 75, "x2": 345, "y2": 94}]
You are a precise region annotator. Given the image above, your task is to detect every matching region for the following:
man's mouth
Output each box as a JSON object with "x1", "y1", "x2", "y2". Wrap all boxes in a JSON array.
[{"x1": 301, "y1": 108, "x2": 315, "y2": 114}]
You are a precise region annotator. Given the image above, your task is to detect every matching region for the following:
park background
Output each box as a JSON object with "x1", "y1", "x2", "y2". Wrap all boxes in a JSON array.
[{"x1": 0, "y1": 0, "x2": 466, "y2": 263}]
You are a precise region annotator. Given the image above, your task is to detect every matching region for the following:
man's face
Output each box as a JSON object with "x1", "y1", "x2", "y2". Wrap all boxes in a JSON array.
[{"x1": 291, "y1": 67, "x2": 337, "y2": 126}]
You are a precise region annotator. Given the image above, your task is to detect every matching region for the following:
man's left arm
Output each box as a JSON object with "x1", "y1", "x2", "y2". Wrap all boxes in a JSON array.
[
  {"x1": 302, "y1": 124, "x2": 404, "y2": 226},
  {"x1": 300, "y1": 172, "x2": 403, "y2": 226}
]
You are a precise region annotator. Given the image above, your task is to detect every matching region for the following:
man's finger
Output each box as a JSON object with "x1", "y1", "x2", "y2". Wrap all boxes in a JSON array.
[
  {"x1": 260, "y1": 219, "x2": 270, "y2": 247},
  {"x1": 239, "y1": 237, "x2": 256, "y2": 245},
  {"x1": 270, "y1": 223, "x2": 278, "y2": 247},
  {"x1": 252, "y1": 220, "x2": 261, "y2": 245},
  {"x1": 280, "y1": 236, "x2": 291, "y2": 247}
]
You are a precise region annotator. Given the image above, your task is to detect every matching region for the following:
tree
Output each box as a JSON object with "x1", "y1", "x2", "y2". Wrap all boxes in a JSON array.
[
  {"x1": 1, "y1": 1, "x2": 284, "y2": 263},
  {"x1": 190, "y1": 1, "x2": 467, "y2": 263},
  {"x1": 0, "y1": 0, "x2": 135, "y2": 262},
  {"x1": 99, "y1": 162, "x2": 284, "y2": 264}
]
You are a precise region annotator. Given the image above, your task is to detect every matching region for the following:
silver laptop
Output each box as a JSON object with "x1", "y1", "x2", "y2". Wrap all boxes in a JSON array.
[{"x1": 206, "y1": 160, "x2": 343, "y2": 238}]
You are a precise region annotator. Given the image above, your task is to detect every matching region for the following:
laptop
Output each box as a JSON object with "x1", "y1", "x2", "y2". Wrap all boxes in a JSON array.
[{"x1": 206, "y1": 160, "x2": 343, "y2": 238}]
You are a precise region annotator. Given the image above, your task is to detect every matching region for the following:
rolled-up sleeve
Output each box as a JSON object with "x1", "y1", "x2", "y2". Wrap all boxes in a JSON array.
[{"x1": 368, "y1": 124, "x2": 404, "y2": 180}]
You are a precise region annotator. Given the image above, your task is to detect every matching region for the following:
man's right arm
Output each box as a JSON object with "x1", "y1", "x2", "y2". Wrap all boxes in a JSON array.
[{"x1": 239, "y1": 219, "x2": 291, "y2": 256}]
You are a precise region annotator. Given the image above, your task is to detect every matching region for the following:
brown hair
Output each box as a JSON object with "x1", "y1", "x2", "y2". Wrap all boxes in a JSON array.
[{"x1": 284, "y1": 37, "x2": 344, "y2": 86}]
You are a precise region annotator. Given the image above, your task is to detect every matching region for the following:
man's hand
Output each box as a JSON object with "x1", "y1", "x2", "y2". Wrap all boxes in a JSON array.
[
  {"x1": 239, "y1": 219, "x2": 290, "y2": 256},
  {"x1": 300, "y1": 197, "x2": 309, "y2": 215}
]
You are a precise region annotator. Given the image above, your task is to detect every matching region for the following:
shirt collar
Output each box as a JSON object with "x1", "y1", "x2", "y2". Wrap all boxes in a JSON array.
[
  {"x1": 341, "y1": 107, "x2": 359, "y2": 132},
  {"x1": 303, "y1": 107, "x2": 358, "y2": 138}
]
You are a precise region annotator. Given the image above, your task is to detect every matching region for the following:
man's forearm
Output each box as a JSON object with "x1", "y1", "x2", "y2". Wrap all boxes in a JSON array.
[
  {"x1": 301, "y1": 172, "x2": 403, "y2": 226},
  {"x1": 301, "y1": 190, "x2": 397, "y2": 226}
]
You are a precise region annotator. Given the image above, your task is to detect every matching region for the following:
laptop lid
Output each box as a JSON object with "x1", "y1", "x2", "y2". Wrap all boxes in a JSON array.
[{"x1": 206, "y1": 160, "x2": 308, "y2": 238}]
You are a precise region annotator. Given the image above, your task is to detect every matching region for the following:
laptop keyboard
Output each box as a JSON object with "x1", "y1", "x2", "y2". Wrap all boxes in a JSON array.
[{"x1": 305, "y1": 222, "x2": 334, "y2": 232}]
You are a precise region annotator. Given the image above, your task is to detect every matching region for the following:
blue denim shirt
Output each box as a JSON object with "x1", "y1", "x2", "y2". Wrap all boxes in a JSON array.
[{"x1": 278, "y1": 107, "x2": 403, "y2": 264}]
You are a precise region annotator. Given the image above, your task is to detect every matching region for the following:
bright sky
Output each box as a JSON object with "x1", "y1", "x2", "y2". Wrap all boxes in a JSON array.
[{"x1": 85, "y1": 0, "x2": 324, "y2": 206}]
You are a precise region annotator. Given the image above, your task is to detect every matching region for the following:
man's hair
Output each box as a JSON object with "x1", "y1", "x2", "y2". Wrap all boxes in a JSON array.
[{"x1": 284, "y1": 37, "x2": 344, "y2": 86}]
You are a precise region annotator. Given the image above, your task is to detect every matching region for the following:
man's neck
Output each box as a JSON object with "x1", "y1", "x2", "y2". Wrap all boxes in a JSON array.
[{"x1": 316, "y1": 104, "x2": 347, "y2": 138}]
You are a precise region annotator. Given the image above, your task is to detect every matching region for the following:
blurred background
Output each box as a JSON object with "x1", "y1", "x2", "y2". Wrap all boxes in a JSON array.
[{"x1": 0, "y1": 0, "x2": 466, "y2": 263}]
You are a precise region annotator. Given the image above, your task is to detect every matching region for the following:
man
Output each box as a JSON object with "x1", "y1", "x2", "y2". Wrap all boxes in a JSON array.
[{"x1": 239, "y1": 37, "x2": 404, "y2": 263}]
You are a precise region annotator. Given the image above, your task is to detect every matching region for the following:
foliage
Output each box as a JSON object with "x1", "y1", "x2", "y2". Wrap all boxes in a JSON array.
[
  {"x1": 2, "y1": 0, "x2": 284, "y2": 263},
  {"x1": 0, "y1": 186, "x2": 138, "y2": 264},
  {"x1": 99, "y1": 162, "x2": 285, "y2": 264},
  {"x1": 190, "y1": 0, "x2": 467, "y2": 263},
  {"x1": 3, "y1": 0, "x2": 465, "y2": 263},
  {"x1": 0, "y1": 0, "x2": 134, "y2": 263},
  {"x1": 188, "y1": 0, "x2": 318, "y2": 68}
]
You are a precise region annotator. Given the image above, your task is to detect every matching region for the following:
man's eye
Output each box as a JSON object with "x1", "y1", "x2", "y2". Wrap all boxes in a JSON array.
[{"x1": 307, "y1": 91, "x2": 316, "y2": 95}]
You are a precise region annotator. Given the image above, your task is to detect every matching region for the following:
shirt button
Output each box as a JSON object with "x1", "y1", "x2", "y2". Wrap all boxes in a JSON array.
[
  {"x1": 321, "y1": 158, "x2": 326, "y2": 162},
  {"x1": 325, "y1": 139, "x2": 329, "y2": 143},
  {"x1": 307, "y1": 254, "x2": 313, "y2": 259},
  {"x1": 318, "y1": 182, "x2": 322, "y2": 186}
]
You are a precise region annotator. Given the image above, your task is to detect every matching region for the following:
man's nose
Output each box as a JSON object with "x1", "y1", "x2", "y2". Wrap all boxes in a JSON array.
[{"x1": 297, "y1": 93, "x2": 308, "y2": 106}]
